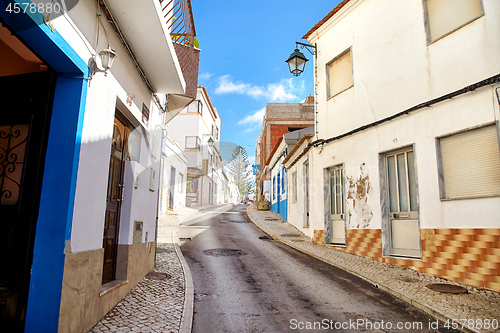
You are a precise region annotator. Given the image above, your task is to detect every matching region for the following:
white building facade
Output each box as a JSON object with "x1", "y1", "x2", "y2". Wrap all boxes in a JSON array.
[
  {"x1": 295, "y1": 0, "x2": 500, "y2": 292},
  {"x1": 167, "y1": 86, "x2": 222, "y2": 206},
  {"x1": 0, "y1": 0, "x2": 196, "y2": 331}
]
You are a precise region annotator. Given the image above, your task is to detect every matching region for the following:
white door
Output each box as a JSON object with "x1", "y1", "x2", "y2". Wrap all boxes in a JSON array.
[
  {"x1": 304, "y1": 161, "x2": 310, "y2": 227},
  {"x1": 329, "y1": 166, "x2": 346, "y2": 244},
  {"x1": 386, "y1": 149, "x2": 421, "y2": 258}
]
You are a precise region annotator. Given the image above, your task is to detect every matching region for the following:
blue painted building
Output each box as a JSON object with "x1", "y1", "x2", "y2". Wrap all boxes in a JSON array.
[
  {"x1": 268, "y1": 127, "x2": 316, "y2": 222},
  {"x1": 0, "y1": 0, "x2": 192, "y2": 331}
]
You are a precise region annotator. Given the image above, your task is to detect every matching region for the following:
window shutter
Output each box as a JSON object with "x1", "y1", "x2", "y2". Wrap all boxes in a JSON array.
[
  {"x1": 426, "y1": 0, "x2": 482, "y2": 42},
  {"x1": 440, "y1": 125, "x2": 500, "y2": 199},
  {"x1": 328, "y1": 50, "x2": 352, "y2": 98}
]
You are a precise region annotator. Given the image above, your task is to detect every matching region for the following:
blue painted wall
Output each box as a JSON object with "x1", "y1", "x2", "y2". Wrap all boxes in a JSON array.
[{"x1": 1, "y1": 6, "x2": 88, "y2": 332}]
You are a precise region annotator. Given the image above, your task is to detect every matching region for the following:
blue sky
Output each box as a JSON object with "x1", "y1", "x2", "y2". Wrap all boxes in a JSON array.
[{"x1": 191, "y1": 1, "x2": 341, "y2": 164}]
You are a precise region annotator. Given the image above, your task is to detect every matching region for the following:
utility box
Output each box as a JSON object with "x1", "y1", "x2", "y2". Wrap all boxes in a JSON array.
[{"x1": 133, "y1": 221, "x2": 143, "y2": 244}]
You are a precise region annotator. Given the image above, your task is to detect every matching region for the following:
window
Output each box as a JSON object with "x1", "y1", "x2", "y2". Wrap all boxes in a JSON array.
[
  {"x1": 425, "y1": 0, "x2": 483, "y2": 43},
  {"x1": 185, "y1": 136, "x2": 200, "y2": 150},
  {"x1": 186, "y1": 100, "x2": 202, "y2": 115},
  {"x1": 179, "y1": 173, "x2": 184, "y2": 192},
  {"x1": 292, "y1": 171, "x2": 297, "y2": 202},
  {"x1": 215, "y1": 126, "x2": 219, "y2": 140},
  {"x1": 281, "y1": 166, "x2": 286, "y2": 193},
  {"x1": 128, "y1": 125, "x2": 141, "y2": 162},
  {"x1": 142, "y1": 103, "x2": 149, "y2": 126},
  {"x1": 438, "y1": 125, "x2": 500, "y2": 199},
  {"x1": 327, "y1": 49, "x2": 353, "y2": 98},
  {"x1": 273, "y1": 176, "x2": 276, "y2": 200}
]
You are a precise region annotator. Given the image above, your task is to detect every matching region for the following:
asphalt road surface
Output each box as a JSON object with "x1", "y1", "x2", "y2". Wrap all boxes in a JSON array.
[{"x1": 178, "y1": 205, "x2": 459, "y2": 333}]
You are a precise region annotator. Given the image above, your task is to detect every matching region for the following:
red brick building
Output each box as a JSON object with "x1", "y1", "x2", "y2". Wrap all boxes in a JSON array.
[{"x1": 255, "y1": 97, "x2": 315, "y2": 199}]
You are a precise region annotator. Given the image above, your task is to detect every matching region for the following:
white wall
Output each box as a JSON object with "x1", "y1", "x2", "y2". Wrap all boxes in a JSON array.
[
  {"x1": 285, "y1": 140, "x2": 315, "y2": 240},
  {"x1": 57, "y1": 0, "x2": 175, "y2": 252},
  {"x1": 309, "y1": 0, "x2": 500, "y2": 141},
  {"x1": 305, "y1": 0, "x2": 500, "y2": 234}
]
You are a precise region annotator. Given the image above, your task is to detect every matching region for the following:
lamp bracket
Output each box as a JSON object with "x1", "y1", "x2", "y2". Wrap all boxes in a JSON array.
[
  {"x1": 295, "y1": 42, "x2": 316, "y2": 55},
  {"x1": 88, "y1": 57, "x2": 107, "y2": 78}
]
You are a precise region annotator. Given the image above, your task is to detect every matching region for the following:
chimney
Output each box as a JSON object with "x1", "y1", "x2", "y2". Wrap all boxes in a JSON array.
[{"x1": 304, "y1": 95, "x2": 314, "y2": 104}]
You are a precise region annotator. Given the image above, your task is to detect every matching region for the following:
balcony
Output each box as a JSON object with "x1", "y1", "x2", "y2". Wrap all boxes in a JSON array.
[
  {"x1": 100, "y1": 0, "x2": 186, "y2": 94},
  {"x1": 161, "y1": 0, "x2": 200, "y2": 100}
]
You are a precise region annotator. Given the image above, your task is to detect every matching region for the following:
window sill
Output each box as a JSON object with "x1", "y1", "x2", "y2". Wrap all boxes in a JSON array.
[
  {"x1": 100, "y1": 280, "x2": 128, "y2": 297},
  {"x1": 327, "y1": 85, "x2": 353, "y2": 101},
  {"x1": 441, "y1": 194, "x2": 500, "y2": 201}
]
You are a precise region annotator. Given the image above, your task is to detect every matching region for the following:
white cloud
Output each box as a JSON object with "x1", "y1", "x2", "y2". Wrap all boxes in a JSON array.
[
  {"x1": 215, "y1": 75, "x2": 303, "y2": 103},
  {"x1": 215, "y1": 75, "x2": 249, "y2": 94},
  {"x1": 238, "y1": 107, "x2": 265, "y2": 125},
  {"x1": 199, "y1": 72, "x2": 213, "y2": 81}
]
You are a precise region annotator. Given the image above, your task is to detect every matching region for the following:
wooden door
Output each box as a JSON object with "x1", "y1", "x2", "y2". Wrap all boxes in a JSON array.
[
  {"x1": 102, "y1": 116, "x2": 128, "y2": 284},
  {"x1": 0, "y1": 71, "x2": 55, "y2": 331}
]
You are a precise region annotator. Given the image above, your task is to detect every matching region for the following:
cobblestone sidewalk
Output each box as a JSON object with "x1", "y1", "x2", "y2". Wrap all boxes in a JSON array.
[
  {"x1": 88, "y1": 207, "x2": 203, "y2": 333},
  {"x1": 88, "y1": 243, "x2": 185, "y2": 333},
  {"x1": 246, "y1": 205, "x2": 500, "y2": 333}
]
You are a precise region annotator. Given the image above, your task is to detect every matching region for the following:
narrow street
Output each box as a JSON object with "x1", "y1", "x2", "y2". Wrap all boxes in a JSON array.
[{"x1": 178, "y1": 205, "x2": 459, "y2": 333}]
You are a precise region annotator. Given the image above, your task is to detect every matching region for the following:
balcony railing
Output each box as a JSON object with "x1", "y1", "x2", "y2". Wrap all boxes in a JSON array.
[
  {"x1": 160, "y1": 0, "x2": 199, "y2": 99},
  {"x1": 160, "y1": 0, "x2": 196, "y2": 47}
]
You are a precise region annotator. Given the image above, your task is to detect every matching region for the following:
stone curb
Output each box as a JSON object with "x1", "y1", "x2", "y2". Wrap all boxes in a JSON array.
[
  {"x1": 245, "y1": 207, "x2": 479, "y2": 333},
  {"x1": 175, "y1": 243, "x2": 194, "y2": 333}
]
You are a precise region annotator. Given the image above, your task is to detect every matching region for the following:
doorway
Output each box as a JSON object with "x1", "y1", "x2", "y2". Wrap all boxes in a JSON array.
[
  {"x1": 277, "y1": 171, "x2": 281, "y2": 215},
  {"x1": 384, "y1": 148, "x2": 421, "y2": 258},
  {"x1": 304, "y1": 160, "x2": 310, "y2": 227},
  {"x1": 102, "y1": 114, "x2": 129, "y2": 284},
  {"x1": 0, "y1": 71, "x2": 55, "y2": 331},
  {"x1": 168, "y1": 166, "x2": 176, "y2": 209},
  {"x1": 329, "y1": 165, "x2": 346, "y2": 245}
]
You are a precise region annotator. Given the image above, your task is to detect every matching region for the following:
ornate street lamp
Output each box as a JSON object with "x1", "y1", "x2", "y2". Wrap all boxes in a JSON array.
[
  {"x1": 89, "y1": 45, "x2": 117, "y2": 78},
  {"x1": 285, "y1": 42, "x2": 316, "y2": 77},
  {"x1": 99, "y1": 46, "x2": 117, "y2": 73},
  {"x1": 207, "y1": 137, "x2": 214, "y2": 148},
  {"x1": 286, "y1": 48, "x2": 308, "y2": 76}
]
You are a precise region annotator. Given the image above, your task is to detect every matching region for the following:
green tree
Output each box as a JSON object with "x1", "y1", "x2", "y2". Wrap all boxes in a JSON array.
[{"x1": 228, "y1": 145, "x2": 254, "y2": 198}]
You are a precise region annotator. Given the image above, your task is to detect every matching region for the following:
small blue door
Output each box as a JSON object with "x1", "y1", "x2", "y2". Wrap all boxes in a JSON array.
[{"x1": 277, "y1": 172, "x2": 280, "y2": 214}]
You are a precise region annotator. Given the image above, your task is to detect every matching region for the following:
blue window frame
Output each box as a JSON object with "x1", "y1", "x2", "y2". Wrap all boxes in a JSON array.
[
  {"x1": 273, "y1": 176, "x2": 276, "y2": 199},
  {"x1": 282, "y1": 166, "x2": 286, "y2": 193}
]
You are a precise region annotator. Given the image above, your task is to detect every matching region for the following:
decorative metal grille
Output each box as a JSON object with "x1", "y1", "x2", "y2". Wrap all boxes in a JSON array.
[
  {"x1": 0, "y1": 124, "x2": 29, "y2": 205},
  {"x1": 160, "y1": 0, "x2": 196, "y2": 46}
]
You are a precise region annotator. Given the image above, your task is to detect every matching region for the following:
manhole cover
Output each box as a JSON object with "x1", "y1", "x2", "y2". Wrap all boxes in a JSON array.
[
  {"x1": 203, "y1": 248, "x2": 247, "y2": 257},
  {"x1": 281, "y1": 234, "x2": 300, "y2": 237},
  {"x1": 259, "y1": 235, "x2": 273, "y2": 240},
  {"x1": 146, "y1": 272, "x2": 170, "y2": 280},
  {"x1": 426, "y1": 283, "x2": 468, "y2": 294}
]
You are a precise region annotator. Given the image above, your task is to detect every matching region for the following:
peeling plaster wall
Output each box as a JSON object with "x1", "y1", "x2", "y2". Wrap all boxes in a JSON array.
[
  {"x1": 346, "y1": 163, "x2": 373, "y2": 229},
  {"x1": 309, "y1": 86, "x2": 500, "y2": 236},
  {"x1": 305, "y1": 0, "x2": 500, "y2": 236}
]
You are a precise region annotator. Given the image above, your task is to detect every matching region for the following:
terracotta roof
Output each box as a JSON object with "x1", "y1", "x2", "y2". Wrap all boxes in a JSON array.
[
  {"x1": 302, "y1": 0, "x2": 352, "y2": 40},
  {"x1": 282, "y1": 134, "x2": 314, "y2": 165},
  {"x1": 199, "y1": 86, "x2": 218, "y2": 119}
]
